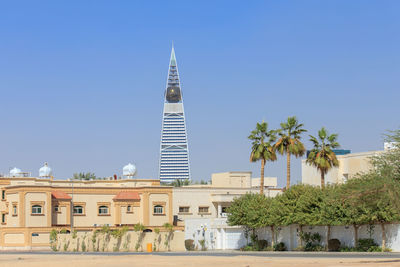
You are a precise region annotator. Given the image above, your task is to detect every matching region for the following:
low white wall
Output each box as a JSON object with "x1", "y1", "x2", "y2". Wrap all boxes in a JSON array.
[
  {"x1": 185, "y1": 218, "x2": 400, "y2": 251},
  {"x1": 55, "y1": 230, "x2": 185, "y2": 252},
  {"x1": 257, "y1": 224, "x2": 400, "y2": 251}
]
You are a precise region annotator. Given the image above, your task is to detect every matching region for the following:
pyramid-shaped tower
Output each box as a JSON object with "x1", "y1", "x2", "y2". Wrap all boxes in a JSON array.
[{"x1": 158, "y1": 47, "x2": 191, "y2": 183}]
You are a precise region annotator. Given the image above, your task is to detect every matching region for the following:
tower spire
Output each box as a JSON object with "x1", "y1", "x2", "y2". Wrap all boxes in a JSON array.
[{"x1": 170, "y1": 44, "x2": 176, "y2": 67}]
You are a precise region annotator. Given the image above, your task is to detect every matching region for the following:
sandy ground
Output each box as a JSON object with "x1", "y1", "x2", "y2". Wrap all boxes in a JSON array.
[{"x1": 0, "y1": 254, "x2": 400, "y2": 267}]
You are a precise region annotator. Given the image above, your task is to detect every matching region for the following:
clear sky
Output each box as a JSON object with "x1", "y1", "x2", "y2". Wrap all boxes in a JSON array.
[{"x1": 0, "y1": 1, "x2": 399, "y2": 187}]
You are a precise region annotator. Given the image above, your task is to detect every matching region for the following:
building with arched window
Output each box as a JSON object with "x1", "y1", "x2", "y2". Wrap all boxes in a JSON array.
[{"x1": 0, "y1": 174, "x2": 174, "y2": 249}]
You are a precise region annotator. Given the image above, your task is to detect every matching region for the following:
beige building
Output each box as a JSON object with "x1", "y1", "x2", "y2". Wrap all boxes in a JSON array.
[
  {"x1": 0, "y1": 168, "x2": 282, "y2": 250},
  {"x1": 0, "y1": 176, "x2": 173, "y2": 249},
  {"x1": 173, "y1": 172, "x2": 281, "y2": 223},
  {"x1": 301, "y1": 150, "x2": 383, "y2": 186}
]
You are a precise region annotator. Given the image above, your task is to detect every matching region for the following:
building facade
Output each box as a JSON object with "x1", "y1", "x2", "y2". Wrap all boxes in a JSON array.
[
  {"x1": 159, "y1": 47, "x2": 191, "y2": 183},
  {"x1": 0, "y1": 168, "x2": 281, "y2": 250},
  {"x1": 0, "y1": 172, "x2": 173, "y2": 249},
  {"x1": 174, "y1": 172, "x2": 282, "y2": 250},
  {"x1": 302, "y1": 150, "x2": 383, "y2": 186}
]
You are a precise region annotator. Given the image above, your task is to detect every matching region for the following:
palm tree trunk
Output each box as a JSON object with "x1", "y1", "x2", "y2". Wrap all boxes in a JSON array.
[
  {"x1": 321, "y1": 172, "x2": 325, "y2": 189},
  {"x1": 271, "y1": 226, "x2": 275, "y2": 248},
  {"x1": 260, "y1": 159, "x2": 265, "y2": 194},
  {"x1": 381, "y1": 223, "x2": 386, "y2": 252},
  {"x1": 286, "y1": 150, "x2": 291, "y2": 189}
]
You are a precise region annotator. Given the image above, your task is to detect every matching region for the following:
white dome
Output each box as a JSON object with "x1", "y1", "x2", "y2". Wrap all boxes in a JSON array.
[
  {"x1": 39, "y1": 162, "x2": 52, "y2": 177},
  {"x1": 123, "y1": 163, "x2": 136, "y2": 177},
  {"x1": 10, "y1": 167, "x2": 22, "y2": 177}
]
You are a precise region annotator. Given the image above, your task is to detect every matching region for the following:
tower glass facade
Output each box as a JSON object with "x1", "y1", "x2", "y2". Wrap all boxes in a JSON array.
[{"x1": 159, "y1": 47, "x2": 191, "y2": 183}]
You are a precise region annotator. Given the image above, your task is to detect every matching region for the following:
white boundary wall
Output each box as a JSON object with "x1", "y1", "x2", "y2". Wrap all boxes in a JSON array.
[{"x1": 185, "y1": 218, "x2": 400, "y2": 251}]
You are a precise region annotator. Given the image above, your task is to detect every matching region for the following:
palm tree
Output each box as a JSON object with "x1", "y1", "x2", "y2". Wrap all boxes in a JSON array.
[
  {"x1": 274, "y1": 116, "x2": 307, "y2": 189},
  {"x1": 306, "y1": 127, "x2": 340, "y2": 188},
  {"x1": 249, "y1": 121, "x2": 277, "y2": 194},
  {"x1": 170, "y1": 179, "x2": 190, "y2": 187}
]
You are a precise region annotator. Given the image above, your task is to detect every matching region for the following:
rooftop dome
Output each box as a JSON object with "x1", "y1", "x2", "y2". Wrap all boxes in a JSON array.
[
  {"x1": 10, "y1": 167, "x2": 22, "y2": 177},
  {"x1": 123, "y1": 163, "x2": 136, "y2": 177},
  {"x1": 39, "y1": 162, "x2": 52, "y2": 177}
]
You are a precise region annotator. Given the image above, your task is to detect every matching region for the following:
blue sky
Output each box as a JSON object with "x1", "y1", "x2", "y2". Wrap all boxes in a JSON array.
[{"x1": 0, "y1": 1, "x2": 399, "y2": 187}]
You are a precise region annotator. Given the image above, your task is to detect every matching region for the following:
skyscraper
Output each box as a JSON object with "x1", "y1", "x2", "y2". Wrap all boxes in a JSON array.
[{"x1": 158, "y1": 47, "x2": 191, "y2": 183}]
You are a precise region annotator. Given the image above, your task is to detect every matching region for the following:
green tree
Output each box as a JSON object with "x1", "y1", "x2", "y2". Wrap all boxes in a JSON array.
[
  {"x1": 362, "y1": 174, "x2": 400, "y2": 251},
  {"x1": 262, "y1": 196, "x2": 284, "y2": 248},
  {"x1": 320, "y1": 185, "x2": 347, "y2": 250},
  {"x1": 340, "y1": 177, "x2": 371, "y2": 248},
  {"x1": 306, "y1": 127, "x2": 340, "y2": 188},
  {"x1": 371, "y1": 129, "x2": 400, "y2": 182},
  {"x1": 344, "y1": 172, "x2": 400, "y2": 251},
  {"x1": 274, "y1": 184, "x2": 323, "y2": 247},
  {"x1": 274, "y1": 116, "x2": 307, "y2": 189},
  {"x1": 249, "y1": 121, "x2": 278, "y2": 194},
  {"x1": 169, "y1": 179, "x2": 190, "y2": 187},
  {"x1": 73, "y1": 172, "x2": 97, "y2": 180},
  {"x1": 227, "y1": 193, "x2": 270, "y2": 248}
]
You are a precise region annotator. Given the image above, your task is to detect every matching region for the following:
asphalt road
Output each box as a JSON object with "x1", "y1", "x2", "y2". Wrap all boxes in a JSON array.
[{"x1": 2, "y1": 251, "x2": 400, "y2": 259}]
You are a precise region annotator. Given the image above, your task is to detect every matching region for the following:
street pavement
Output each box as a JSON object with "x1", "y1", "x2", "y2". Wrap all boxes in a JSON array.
[{"x1": 2, "y1": 250, "x2": 400, "y2": 258}]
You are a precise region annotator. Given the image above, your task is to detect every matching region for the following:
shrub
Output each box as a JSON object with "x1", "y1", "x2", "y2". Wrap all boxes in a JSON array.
[
  {"x1": 357, "y1": 238, "x2": 378, "y2": 252},
  {"x1": 299, "y1": 232, "x2": 322, "y2": 251},
  {"x1": 60, "y1": 228, "x2": 68, "y2": 234},
  {"x1": 257, "y1": 240, "x2": 268, "y2": 250},
  {"x1": 50, "y1": 229, "x2": 58, "y2": 251},
  {"x1": 50, "y1": 229, "x2": 58, "y2": 241},
  {"x1": 185, "y1": 239, "x2": 195, "y2": 251},
  {"x1": 328, "y1": 239, "x2": 341, "y2": 252},
  {"x1": 199, "y1": 239, "x2": 207, "y2": 251},
  {"x1": 274, "y1": 242, "x2": 287, "y2": 251},
  {"x1": 72, "y1": 230, "x2": 77, "y2": 239},
  {"x1": 81, "y1": 241, "x2": 86, "y2": 252},
  {"x1": 240, "y1": 245, "x2": 254, "y2": 251},
  {"x1": 306, "y1": 244, "x2": 324, "y2": 251},
  {"x1": 63, "y1": 242, "x2": 69, "y2": 252}
]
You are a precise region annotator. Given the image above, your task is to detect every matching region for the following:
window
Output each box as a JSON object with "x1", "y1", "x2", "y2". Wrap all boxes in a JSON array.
[
  {"x1": 98, "y1": 205, "x2": 109, "y2": 215},
  {"x1": 127, "y1": 205, "x2": 132, "y2": 213},
  {"x1": 32, "y1": 205, "x2": 42, "y2": 214},
  {"x1": 13, "y1": 205, "x2": 17, "y2": 215},
  {"x1": 221, "y1": 206, "x2": 228, "y2": 213},
  {"x1": 54, "y1": 205, "x2": 59, "y2": 212},
  {"x1": 198, "y1": 206, "x2": 209, "y2": 213},
  {"x1": 1, "y1": 213, "x2": 5, "y2": 224},
  {"x1": 153, "y1": 205, "x2": 164, "y2": 214},
  {"x1": 1, "y1": 190, "x2": 5, "y2": 200},
  {"x1": 73, "y1": 205, "x2": 83, "y2": 215},
  {"x1": 179, "y1": 206, "x2": 190, "y2": 213}
]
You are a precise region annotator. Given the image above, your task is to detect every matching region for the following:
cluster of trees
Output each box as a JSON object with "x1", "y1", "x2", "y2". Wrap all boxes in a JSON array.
[
  {"x1": 167, "y1": 179, "x2": 209, "y2": 187},
  {"x1": 249, "y1": 116, "x2": 339, "y2": 191},
  {"x1": 72, "y1": 172, "x2": 97, "y2": 180},
  {"x1": 229, "y1": 129, "x2": 400, "y2": 251}
]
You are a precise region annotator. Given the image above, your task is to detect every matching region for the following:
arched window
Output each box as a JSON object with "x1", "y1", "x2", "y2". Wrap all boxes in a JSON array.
[
  {"x1": 127, "y1": 205, "x2": 132, "y2": 212},
  {"x1": 32, "y1": 205, "x2": 42, "y2": 214},
  {"x1": 153, "y1": 205, "x2": 164, "y2": 214},
  {"x1": 73, "y1": 205, "x2": 83, "y2": 215},
  {"x1": 98, "y1": 205, "x2": 109, "y2": 215}
]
